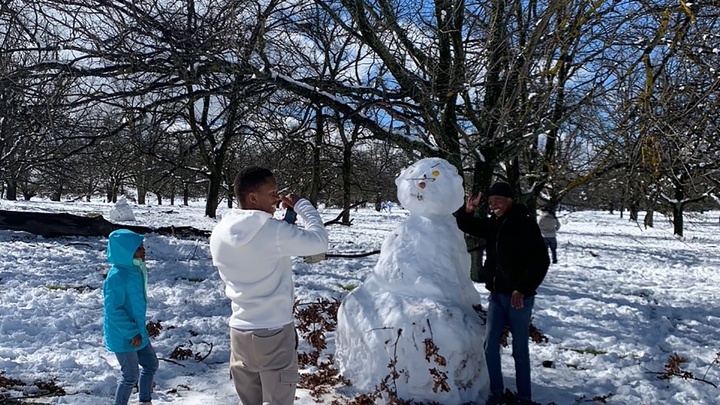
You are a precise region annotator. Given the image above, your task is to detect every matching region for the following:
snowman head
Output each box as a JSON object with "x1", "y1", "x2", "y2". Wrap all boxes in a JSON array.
[{"x1": 395, "y1": 157, "x2": 464, "y2": 215}]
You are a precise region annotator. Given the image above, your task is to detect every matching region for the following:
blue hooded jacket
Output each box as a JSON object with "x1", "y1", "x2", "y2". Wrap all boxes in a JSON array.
[{"x1": 103, "y1": 229, "x2": 149, "y2": 353}]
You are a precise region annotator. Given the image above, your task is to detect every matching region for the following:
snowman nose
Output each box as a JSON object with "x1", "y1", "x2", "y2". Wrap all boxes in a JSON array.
[{"x1": 418, "y1": 182, "x2": 426, "y2": 189}]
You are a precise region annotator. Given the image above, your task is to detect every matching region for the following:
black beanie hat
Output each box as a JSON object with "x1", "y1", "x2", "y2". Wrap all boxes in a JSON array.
[{"x1": 487, "y1": 182, "x2": 514, "y2": 198}]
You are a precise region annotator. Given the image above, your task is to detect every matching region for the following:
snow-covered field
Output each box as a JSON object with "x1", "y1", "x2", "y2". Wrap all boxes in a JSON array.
[{"x1": 1, "y1": 198, "x2": 719, "y2": 404}]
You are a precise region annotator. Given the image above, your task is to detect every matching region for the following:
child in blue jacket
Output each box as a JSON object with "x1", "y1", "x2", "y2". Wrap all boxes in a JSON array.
[{"x1": 104, "y1": 229, "x2": 158, "y2": 405}]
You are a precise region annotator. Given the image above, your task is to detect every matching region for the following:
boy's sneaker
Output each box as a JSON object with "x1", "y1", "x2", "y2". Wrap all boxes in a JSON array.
[{"x1": 138, "y1": 402, "x2": 152, "y2": 405}]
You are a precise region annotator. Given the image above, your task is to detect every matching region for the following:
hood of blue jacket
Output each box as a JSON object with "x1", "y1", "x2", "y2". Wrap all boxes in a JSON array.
[{"x1": 107, "y1": 229, "x2": 144, "y2": 266}]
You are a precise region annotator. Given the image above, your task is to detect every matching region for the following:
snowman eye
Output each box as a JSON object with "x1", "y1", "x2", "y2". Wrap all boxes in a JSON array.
[{"x1": 432, "y1": 170, "x2": 440, "y2": 177}]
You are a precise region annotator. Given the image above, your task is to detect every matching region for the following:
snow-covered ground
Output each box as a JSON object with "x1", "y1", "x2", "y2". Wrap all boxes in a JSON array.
[{"x1": 1, "y1": 198, "x2": 719, "y2": 404}]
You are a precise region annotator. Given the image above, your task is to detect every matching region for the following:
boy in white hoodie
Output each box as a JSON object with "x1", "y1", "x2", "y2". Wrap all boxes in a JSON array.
[{"x1": 209, "y1": 166, "x2": 328, "y2": 405}]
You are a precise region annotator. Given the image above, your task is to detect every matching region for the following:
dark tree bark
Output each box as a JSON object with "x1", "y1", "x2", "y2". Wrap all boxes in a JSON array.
[
  {"x1": 629, "y1": 201, "x2": 639, "y2": 222},
  {"x1": 672, "y1": 202, "x2": 684, "y2": 237},
  {"x1": 5, "y1": 180, "x2": 17, "y2": 201},
  {"x1": 644, "y1": 209, "x2": 654, "y2": 228},
  {"x1": 137, "y1": 183, "x2": 147, "y2": 205},
  {"x1": 0, "y1": 210, "x2": 211, "y2": 238},
  {"x1": 309, "y1": 111, "x2": 324, "y2": 206},
  {"x1": 341, "y1": 144, "x2": 353, "y2": 225}
]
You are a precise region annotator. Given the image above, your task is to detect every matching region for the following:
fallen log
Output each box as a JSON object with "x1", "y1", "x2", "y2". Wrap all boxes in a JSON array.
[{"x1": 0, "y1": 210, "x2": 211, "y2": 238}]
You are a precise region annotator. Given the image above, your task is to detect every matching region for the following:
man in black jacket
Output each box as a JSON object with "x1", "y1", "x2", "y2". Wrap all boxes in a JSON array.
[{"x1": 456, "y1": 182, "x2": 549, "y2": 405}]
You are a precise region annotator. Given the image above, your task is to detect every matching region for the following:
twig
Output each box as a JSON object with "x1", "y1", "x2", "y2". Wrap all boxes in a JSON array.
[
  {"x1": 323, "y1": 201, "x2": 367, "y2": 226},
  {"x1": 158, "y1": 357, "x2": 186, "y2": 367},
  {"x1": 702, "y1": 352, "x2": 720, "y2": 381},
  {"x1": 65, "y1": 242, "x2": 94, "y2": 248},
  {"x1": 367, "y1": 326, "x2": 396, "y2": 332},
  {"x1": 326, "y1": 250, "x2": 380, "y2": 258},
  {"x1": 388, "y1": 328, "x2": 403, "y2": 397},
  {"x1": 646, "y1": 371, "x2": 718, "y2": 388},
  {"x1": 6, "y1": 392, "x2": 58, "y2": 400},
  {"x1": 195, "y1": 341, "x2": 214, "y2": 362},
  {"x1": 186, "y1": 239, "x2": 201, "y2": 261}
]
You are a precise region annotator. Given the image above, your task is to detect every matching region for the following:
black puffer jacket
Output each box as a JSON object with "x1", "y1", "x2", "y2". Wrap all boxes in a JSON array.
[{"x1": 456, "y1": 204, "x2": 549, "y2": 296}]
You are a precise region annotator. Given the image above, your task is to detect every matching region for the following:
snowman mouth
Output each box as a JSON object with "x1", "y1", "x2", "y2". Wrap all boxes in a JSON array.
[{"x1": 410, "y1": 192, "x2": 424, "y2": 201}]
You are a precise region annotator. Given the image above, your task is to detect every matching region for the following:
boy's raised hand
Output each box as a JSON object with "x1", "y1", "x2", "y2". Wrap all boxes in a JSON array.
[
  {"x1": 465, "y1": 192, "x2": 483, "y2": 213},
  {"x1": 280, "y1": 192, "x2": 300, "y2": 209}
]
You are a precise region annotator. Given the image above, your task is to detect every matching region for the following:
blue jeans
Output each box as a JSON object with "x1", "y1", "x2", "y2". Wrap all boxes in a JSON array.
[
  {"x1": 484, "y1": 293, "x2": 535, "y2": 401},
  {"x1": 114, "y1": 342, "x2": 159, "y2": 405},
  {"x1": 544, "y1": 237, "x2": 557, "y2": 263}
]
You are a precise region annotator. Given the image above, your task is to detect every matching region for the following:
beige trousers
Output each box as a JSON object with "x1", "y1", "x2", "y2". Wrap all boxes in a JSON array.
[{"x1": 229, "y1": 323, "x2": 298, "y2": 405}]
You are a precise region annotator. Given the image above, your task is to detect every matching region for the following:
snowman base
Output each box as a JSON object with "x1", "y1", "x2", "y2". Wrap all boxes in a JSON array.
[{"x1": 336, "y1": 280, "x2": 489, "y2": 404}]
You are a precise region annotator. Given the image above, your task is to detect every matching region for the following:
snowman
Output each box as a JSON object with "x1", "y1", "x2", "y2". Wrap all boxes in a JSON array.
[{"x1": 335, "y1": 157, "x2": 489, "y2": 403}]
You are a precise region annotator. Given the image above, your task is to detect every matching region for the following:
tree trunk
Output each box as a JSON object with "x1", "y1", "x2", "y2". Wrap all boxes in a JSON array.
[
  {"x1": 183, "y1": 184, "x2": 190, "y2": 206},
  {"x1": 227, "y1": 187, "x2": 233, "y2": 208},
  {"x1": 22, "y1": 185, "x2": 34, "y2": 201},
  {"x1": 671, "y1": 180, "x2": 685, "y2": 237},
  {"x1": 643, "y1": 209, "x2": 654, "y2": 228},
  {"x1": 341, "y1": 145, "x2": 353, "y2": 224},
  {"x1": 51, "y1": 184, "x2": 63, "y2": 202},
  {"x1": 156, "y1": 193, "x2": 162, "y2": 205},
  {"x1": 629, "y1": 201, "x2": 639, "y2": 221},
  {"x1": 137, "y1": 184, "x2": 146, "y2": 205},
  {"x1": 672, "y1": 202, "x2": 684, "y2": 237},
  {"x1": 309, "y1": 111, "x2": 323, "y2": 206},
  {"x1": 468, "y1": 160, "x2": 495, "y2": 282},
  {"x1": 107, "y1": 180, "x2": 120, "y2": 203},
  {"x1": 6, "y1": 179, "x2": 17, "y2": 201},
  {"x1": 205, "y1": 169, "x2": 222, "y2": 218}
]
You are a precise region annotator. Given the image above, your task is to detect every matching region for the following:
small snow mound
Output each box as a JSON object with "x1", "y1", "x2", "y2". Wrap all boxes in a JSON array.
[{"x1": 108, "y1": 196, "x2": 136, "y2": 222}]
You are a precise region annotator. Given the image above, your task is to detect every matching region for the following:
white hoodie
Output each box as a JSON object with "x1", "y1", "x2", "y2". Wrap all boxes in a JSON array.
[{"x1": 210, "y1": 199, "x2": 328, "y2": 330}]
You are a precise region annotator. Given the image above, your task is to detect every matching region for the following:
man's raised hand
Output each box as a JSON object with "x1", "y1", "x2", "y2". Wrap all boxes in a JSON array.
[{"x1": 465, "y1": 192, "x2": 483, "y2": 213}]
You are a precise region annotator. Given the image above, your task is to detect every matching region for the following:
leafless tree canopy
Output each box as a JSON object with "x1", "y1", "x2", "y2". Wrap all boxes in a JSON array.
[{"x1": 1, "y1": 0, "x2": 719, "y2": 233}]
